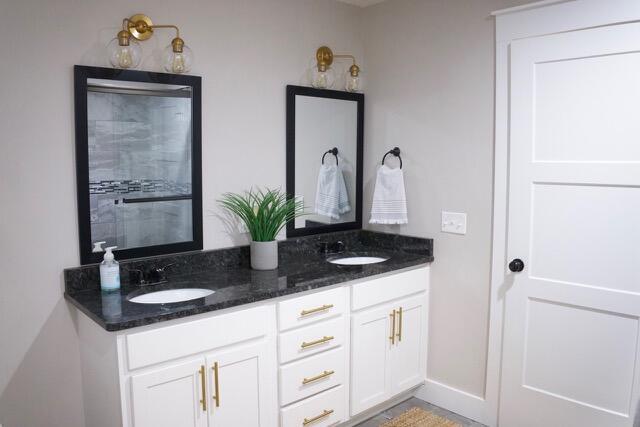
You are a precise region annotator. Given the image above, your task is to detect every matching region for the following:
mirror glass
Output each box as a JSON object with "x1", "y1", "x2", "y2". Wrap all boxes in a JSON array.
[
  {"x1": 75, "y1": 67, "x2": 202, "y2": 264},
  {"x1": 286, "y1": 86, "x2": 363, "y2": 237}
]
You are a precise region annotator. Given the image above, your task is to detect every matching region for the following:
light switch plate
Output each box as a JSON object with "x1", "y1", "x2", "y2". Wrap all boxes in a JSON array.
[{"x1": 441, "y1": 211, "x2": 467, "y2": 235}]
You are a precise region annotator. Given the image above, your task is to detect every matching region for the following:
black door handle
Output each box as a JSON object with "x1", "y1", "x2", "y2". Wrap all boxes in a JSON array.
[{"x1": 509, "y1": 258, "x2": 525, "y2": 272}]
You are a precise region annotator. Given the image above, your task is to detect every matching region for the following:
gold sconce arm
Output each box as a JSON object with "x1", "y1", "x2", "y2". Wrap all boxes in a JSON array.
[
  {"x1": 315, "y1": 46, "x2": 361, "y2": 77},
  {"x1": 118, "y1": 15, "x2": 183, "y2": 52},
  {"x1": 150, "y1": 25, "x2": 183, "y2": 53},
  {"x1": 333, "y1": 54, "x2": 356, "y2": 63},
  {"x1": 334, "y1": 54, "x2": 360, "y2": 77},
  {"x1": 148, "y1": 24, "x2": 180, "y2": 38}
]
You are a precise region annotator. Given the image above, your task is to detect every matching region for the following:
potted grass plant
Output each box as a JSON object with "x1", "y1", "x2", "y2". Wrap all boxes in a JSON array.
[{"x1": 219, "y1": 187, "x2": 305, "y2": 270}]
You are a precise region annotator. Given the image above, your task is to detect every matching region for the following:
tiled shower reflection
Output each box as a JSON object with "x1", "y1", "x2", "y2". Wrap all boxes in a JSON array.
[{"x1": 87, "y1": 87, "x2": 193, "y2": 249}]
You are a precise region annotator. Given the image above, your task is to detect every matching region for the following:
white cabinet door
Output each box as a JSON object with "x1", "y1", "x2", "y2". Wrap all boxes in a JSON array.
[
  {"x1": 350, "y1": 303, "x2": 394, "y2": 415},
  {"x1": 390, "y1": 293, "x2": 428, "y2": 394},
  {"x1": 207, "y1": 341, "x2": 276, "y2": 427},
  {"x1": 131, "y1": 358, "x2": 208, "y2": 427},
  {"x1": 501, "y1": 22, "x2": 640, "y2": 427}
]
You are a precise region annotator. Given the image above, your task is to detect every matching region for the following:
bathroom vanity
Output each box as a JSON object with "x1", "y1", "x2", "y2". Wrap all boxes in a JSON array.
[
  {"x1": 65, "y1": 230, "x2": 433, "y2": 427},
  {"x1": 69, "y1": 66, "x2": 430, "y2": 427}
]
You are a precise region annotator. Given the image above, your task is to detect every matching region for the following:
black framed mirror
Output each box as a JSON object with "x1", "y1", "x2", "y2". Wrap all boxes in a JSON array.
[
  {"x1": 74, "y1": 66, "x2": 202, "y2": 264},
  {"x1": 286, "y1": 85, "x2": 364, "y2": 237}
]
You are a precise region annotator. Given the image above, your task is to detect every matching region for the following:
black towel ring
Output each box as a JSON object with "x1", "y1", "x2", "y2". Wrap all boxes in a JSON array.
[
  {"x1": 381, "y1": 147, "x2": 402, "y2": 169},
  {"x1": 322, "y1": 147, "x2": 339, "y2": 165}
]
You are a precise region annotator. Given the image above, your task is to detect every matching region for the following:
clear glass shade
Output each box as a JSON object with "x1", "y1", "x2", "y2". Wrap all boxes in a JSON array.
[
  {"x1": 107, "y1": 38, "x2": 142, "y2": 69},
  {"x1": 163, "y1": 45, "x2": 194, "y2": 74},
  {"x1": 309, "y1": 67, "x2": 336, "y2": 89},
  {"x1": 308, "y1": 64, "x2": 362, "y2": 92},
  {"x1": 345, "y1": 75, "x2": 361, "y2": 92}
]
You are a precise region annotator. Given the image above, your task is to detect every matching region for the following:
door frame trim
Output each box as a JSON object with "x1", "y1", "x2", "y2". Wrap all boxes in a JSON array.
[{"x1": 487, "y1": 1, "x2": 640, "y2": 426}]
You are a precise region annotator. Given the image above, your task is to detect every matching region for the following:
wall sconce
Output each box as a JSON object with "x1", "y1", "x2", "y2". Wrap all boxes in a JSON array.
[
  {"x1": 107, "y1": 14, "x2": 194, "y2": 73},
  {"x1": 310, "y1": 46, "x2": 362, "y2": 92}
]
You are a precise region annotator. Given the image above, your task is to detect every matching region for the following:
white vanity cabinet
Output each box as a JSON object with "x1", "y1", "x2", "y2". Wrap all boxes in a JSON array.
[
  {"x1": 78, "y1": 305, "x2": 278, "y2": 427},
  {"x1": 350, "y1": 267, "x2": 429, "y2": 416},
  {"x1": 277, "y1": 287, "x2": 350, "y2": 427},
  {"x1": 130, "y1": 341, "x2": 273, "y2": 427},
  {"x1": 130, "y1": 358, "x2": 208, "y2": 427},
  {"x1": 204, "y1": 341, "x2": 272, "y2": 427}
]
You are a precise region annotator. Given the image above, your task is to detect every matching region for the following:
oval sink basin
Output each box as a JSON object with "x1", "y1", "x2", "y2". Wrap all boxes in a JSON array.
[
  {"x1": 329, "y1": 256, "x2": 388, "y2": 265},
  {"x1": 129, "y1": 288, "x2": 215, "y2": 304}
]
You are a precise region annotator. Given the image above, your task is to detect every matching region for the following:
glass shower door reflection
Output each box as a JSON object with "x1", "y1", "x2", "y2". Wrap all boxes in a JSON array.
[
  {"x1": 86, "y1": 78, "x2": 194, "y2": 252},
  {"x1": 115, "y1": 198, "x2": 193, "y2": 249}
]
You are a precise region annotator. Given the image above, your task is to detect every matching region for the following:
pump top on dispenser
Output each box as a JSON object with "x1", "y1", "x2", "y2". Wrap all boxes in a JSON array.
[{"x1": 100, "y1": 246, "x2": 120, "y2": 291}]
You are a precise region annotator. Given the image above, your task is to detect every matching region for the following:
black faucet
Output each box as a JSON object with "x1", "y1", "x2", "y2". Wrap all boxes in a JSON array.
[{"x1": 129, "y1": 263, "x2": 175, "y2": 286}]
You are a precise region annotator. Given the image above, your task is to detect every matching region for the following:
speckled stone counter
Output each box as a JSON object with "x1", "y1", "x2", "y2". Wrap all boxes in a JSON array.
[{"x1": 64, "y1": 230, "x2": 433, "y2": 331}]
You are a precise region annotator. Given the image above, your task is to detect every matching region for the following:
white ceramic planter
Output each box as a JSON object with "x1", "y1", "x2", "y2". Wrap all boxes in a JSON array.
[{"x1": 250, "y1": 240, "x2": 278, "y2": 270}]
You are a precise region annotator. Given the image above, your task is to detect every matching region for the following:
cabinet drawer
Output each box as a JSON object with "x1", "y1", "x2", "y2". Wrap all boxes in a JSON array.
[
  {"x1": 278, "y1": 287, "x2": 345, "y2": 332},
  {"x1": 280, "y1": 385, "x2": 346, "y2": 427},
  {"x1": 280, "y1": 347, "x2": 345, "y2": 406},
  {"x1": 126, "y1": 305, "x2": 269, "y2": 370},
  {"x1": 351, "y1": 266, "x2": 429, "y2": 311},
  {"x1": 279, "y1": 316, "x2": 344, "y2": 364}
]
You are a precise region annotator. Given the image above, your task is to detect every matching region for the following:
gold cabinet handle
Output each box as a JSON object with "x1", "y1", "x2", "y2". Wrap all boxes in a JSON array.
[
  {"x1": 389, "y1": 310, "x2": 396, "y2": 344},
  {"x1": 301, "y1": 304, "x2": 334, "y2": 317},
  {"x1": 302, "y1": 370, "x2": 335, "y2": 385},
  {"x1": 303, "y1": 409, "x2": 334, "y2": 426},
  {"x1": 301, "y1": 335, "x2": 334, "y2": 349},
  {"x1": 396, "y1": 307, "x2": 403, "y2": 342},
  {"x1": 199, "y1": 365, "x2": 207, "y2": 412},
  {"x1": 211, "y1": 362, "x2": 220, "y2": 407}
]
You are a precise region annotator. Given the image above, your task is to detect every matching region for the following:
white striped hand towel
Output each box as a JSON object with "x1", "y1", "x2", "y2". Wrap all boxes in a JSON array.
[
  {"x1": 369, "y1": 165, "x2": 408, "y2": 224},
  {"x1": 315, "y1": 164, "x2": 351, "y2": 219}
]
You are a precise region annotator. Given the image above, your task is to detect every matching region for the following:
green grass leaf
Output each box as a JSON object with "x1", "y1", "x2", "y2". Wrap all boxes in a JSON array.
[{"x1": 218, "y1": 187, "x2": 306, "y2": 241}]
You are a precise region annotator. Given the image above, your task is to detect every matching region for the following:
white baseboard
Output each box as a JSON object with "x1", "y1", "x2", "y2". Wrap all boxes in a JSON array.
[{"x1": 414, "y1": 378, "x2": 491, "y2": 426}]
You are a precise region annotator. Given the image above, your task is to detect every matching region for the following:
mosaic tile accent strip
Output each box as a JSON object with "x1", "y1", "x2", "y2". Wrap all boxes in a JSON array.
[{"x1": 88, "y1": 179, "x2": 191, "y2": 195}]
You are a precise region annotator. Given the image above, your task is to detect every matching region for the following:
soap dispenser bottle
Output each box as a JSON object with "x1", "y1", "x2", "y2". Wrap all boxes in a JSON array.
[{"x1": 100, "y1": 246, "x2": 121, "y2": 292}]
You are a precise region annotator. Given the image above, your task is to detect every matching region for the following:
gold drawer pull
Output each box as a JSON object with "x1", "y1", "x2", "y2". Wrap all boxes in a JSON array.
[
  {"x1": 389, "y1": 310, "x2": 396, "y2": 344},
  {"x1": 302, "y1": 370, "x2": 335, "y2": 385},
  {"x1": 396, "y1": 307, "x2": 403, "y2": 342},
  {"x1": 300, "y1": 304, "x2": 334, "y2": 317},
  {"x1": 199, "y1": 365, "x2": 207, "y2": 412},
  {"x1": 211, "y1": 361, "x2": 220, "y2": 407},
  {"x1": 303, "y1": 409, "x2": 334, "y2": 426},
  {"x1": 301, "y1": 335, "x2": 334, "y2": 349}
]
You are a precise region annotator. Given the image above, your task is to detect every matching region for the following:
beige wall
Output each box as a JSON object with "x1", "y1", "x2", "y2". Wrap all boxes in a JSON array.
[
  {"x1": 0, "y1": 1, "x2": 362, "y2": 426},
  {"x1": 361, "y1": 0, "x2": 534, "y2": 397}
]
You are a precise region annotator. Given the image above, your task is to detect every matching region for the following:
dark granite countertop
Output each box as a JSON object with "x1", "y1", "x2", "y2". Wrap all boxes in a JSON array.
[{"x1": 64, "y1": 230, "x2": 433, "y2": 331}]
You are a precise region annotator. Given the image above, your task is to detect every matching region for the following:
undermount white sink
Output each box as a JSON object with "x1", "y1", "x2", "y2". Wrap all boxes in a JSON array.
[
  {"x1": 129, "y1": 288, "x2": 215, "y2": 304},
  {"x1": 328, "y1": 256, "x2": 388, "y2": 265}
]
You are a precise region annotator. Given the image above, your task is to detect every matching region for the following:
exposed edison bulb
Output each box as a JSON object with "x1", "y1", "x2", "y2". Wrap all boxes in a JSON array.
[
  {"x1": 346, "y1": 75, "x2": 360, "y2": 92},
  {"x1": 314, "y1": 71, "x2": 329, "y2": 89},
  {"x1": 345, "y1": 64, "x2": 361, "y2": 92},
  {"x1": 310, "y1": 67, "x2": 335, "y2": 89},
  {"x1": 163, "y1": 43, "x2": 194, "y2": 74},
  {"x1": 172, "y1": 53, "x2": 186, "y2": 73},
  {"x1": 107, "y1": 38, "x2": 142, "y2": 69}
]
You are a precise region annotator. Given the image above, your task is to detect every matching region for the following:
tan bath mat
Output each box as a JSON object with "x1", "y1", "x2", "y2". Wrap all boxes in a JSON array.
[{"x1": 379, "y1": 407, "x2": 461, "y2": 427}]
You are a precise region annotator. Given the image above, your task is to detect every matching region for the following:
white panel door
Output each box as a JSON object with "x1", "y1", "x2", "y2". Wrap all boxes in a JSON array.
[
  {"x1": 390, "y1": 293, "x2": 428, "y2": 394},
  {"x1": 350, "y1": 303, "x2": 394, "y2": 415},
  {"x1": 501, "y1": 23, "x2": 640, "y2": 427},
  {"x1": 206, "y1": 341, "x2": 276, "y2": 427},
  {"x1": 131, "y1": 358, "x2": 208, "y2": 427}
]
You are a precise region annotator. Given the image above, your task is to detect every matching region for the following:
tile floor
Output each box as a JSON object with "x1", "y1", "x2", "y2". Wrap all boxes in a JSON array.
[{"x1": 355, "y1": 397, "x2": 485, "y2": 427}]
